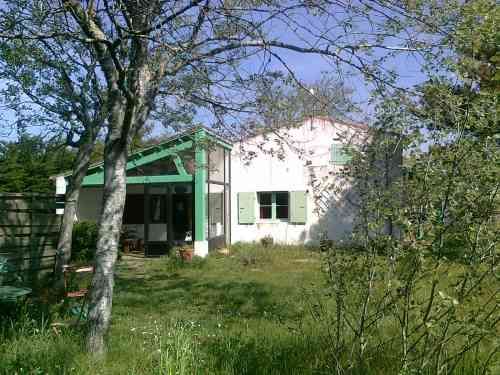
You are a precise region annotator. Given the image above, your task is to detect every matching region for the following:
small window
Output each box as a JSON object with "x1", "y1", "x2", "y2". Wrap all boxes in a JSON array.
[
  {"x1": 258, "y1": 192, "x2": 273, "y2": 219},
  {"x1": 149, "y1": 195, "x2": 167, "y2": 223},
  {"x1": 275, "y1": 192, "x2": 289, "y2": 219},
  {"x1": 258, "y1": 191, "x2": 289, "y2": 220},
  {"x1": 330, "y1": 144, "x2": 352, "y2": 164}
]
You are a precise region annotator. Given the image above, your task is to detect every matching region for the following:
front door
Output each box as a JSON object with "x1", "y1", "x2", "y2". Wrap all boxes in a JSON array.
[{"x1": 172, "y1": 192, "x2": 193, "y2": 243}]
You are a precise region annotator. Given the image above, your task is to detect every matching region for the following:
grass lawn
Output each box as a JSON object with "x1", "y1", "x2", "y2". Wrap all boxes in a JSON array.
[
  {"x1": 107, "y1": 246, "x2": 327, "y2": 374},
  {"x1": 1, "y1": 244, "x2": 498, "y2": 374},
  {"x1": 1, "y1": 245, "x2": 332, "y2": 375}
]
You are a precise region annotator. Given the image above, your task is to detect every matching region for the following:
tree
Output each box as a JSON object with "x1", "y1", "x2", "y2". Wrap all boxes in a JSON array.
[
  {"x1": 252, "y1": 72, "x2": 357, "y2": 131},
  {"x1": 0, "y1": 23, "x2": 107, "y2": 289},
  {"x1": 315, "y1": 1, "x2": 499, "y2": 371},
  {"x1": 417, "y1": 0, "x2": 499, "y2": 139},
  {"x1": 0, "y1": 134, "x2": 75, "y2": 193},
  {"x1": 454, "y1": 0, "x2": 499, "y2": 94},
  {"x1": 0, "y1": 0, "x2": 451, "y2": 355}
]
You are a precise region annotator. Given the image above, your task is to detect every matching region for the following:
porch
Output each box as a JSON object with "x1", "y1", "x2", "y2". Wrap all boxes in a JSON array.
[{"x1": 66, "y1": 128, "x2": 231, "y2": 257}]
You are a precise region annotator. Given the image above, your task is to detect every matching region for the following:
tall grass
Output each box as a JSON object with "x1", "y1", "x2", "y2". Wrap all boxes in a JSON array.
[
  {"x1": 0, "y1": 305, "x2": 81, "y2": 374},
  {"x1": 0, "y1": 312, "x2": 202, "y2": 374},
  {"x1": 0, "y1": 245, "x2": 497, "y2": 374}
]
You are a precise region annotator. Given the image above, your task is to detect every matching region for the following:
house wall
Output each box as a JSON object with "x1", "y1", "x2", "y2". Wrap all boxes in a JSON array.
[
  {"x1": 77, "y1": 185, "x2": 147, "y2": 240},
  {"x1": 229, "y1": 118, "x2": 369, "y2": 245},
  {"x1": 77, "y1": 187, "x2": 103, "y2": 222},
  {"x1": 55, "y1": 176, "x2": 67, "y2": 215}
]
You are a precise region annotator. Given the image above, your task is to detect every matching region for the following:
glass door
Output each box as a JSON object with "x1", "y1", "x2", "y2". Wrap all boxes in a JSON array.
[{"x1": 145, "y1": 185, "x2": 168, "y2": 256}]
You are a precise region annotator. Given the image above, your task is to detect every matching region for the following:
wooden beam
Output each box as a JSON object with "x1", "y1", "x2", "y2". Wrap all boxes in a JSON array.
[
  {"x1": 126, "y1": 140, "x2": 193, "y2": 171},
  {"x1": 126, "y1": 175, "x2": 193, "y2": 184},
  {"x1": 173, "y1": 155, "x2": 188, "y2": 176}
]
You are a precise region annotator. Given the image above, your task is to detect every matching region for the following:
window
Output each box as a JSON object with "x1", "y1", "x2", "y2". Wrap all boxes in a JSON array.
[
  {"x1": 123, "y1": 194, "x2": 145, "y2": 224},
  {"x1": 275, "y1": 192, "x2": 289, "y2": 219},
  {"x1": 178, "y1": 150, "x2": 196, "y2": 175},
  {"x1": 258, "y1": 191, "x2": 289, "y2": 220},
  {"x1": 330, "y1": 144, "x2": 352, "y2": 164},
  {"x1": 149, "y1": 195, "x2": 167, "y2": 223},
  {"x1": 259, "y1": 192, "x2": 272, "y2": 219},
  {"x1": 208, "y1": 183, "x2": 224, "y2": 238},
  {"x1": 208, "y1": 146, "x2": 225, "y2": 182}
]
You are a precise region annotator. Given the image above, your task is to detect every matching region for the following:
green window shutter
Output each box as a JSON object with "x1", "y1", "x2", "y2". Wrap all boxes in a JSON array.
[
  {"x1": 290, "y1": 191, "x2": 307, "y2": 223},
  {"x1": 238, "y1": 192, "x2": 255, "y2": 224},
  {"x1": 330, "y1": 144, "x2": 352, "y2": 164},
  {"x1": 330, "y1": 144, "x2": 338, "y2": 163}
]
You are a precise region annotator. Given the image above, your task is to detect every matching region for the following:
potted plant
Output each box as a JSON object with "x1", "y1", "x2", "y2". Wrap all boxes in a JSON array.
[{"x1": 178, "y1": 245, "x2": 194, "y2": 261}]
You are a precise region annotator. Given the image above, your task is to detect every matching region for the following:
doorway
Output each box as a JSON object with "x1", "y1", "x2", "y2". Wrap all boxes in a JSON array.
[
  {"x1": 171, "y1": 193, "x2": 192, "y2": 243},
  {"x1": 171, "y1": 183, "x2": 193, "y2": 245},
  {"x1": 144, "y1": 185, "x2": 168, "y2": 256}
]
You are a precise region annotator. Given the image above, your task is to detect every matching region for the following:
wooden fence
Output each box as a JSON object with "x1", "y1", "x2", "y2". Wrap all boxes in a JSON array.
[{"x1": 0, "y1": 193, "x2": 61, "y2": 279}]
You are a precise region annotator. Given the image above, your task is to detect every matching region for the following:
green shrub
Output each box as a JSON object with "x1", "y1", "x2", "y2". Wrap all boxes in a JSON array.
[{"x1": 71, "y1": 221, "x2": 99, "y2": 262}]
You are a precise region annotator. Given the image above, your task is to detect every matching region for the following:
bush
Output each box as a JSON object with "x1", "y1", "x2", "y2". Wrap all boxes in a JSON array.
[
  {"x1": 260, "y1": 235, "x2": 274, "y2": 248},
  {"x1": 71, "y1": 221, "x2": 99, "y2": 262}
]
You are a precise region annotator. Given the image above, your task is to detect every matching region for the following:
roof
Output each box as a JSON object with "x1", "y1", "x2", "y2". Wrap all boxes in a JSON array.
[
  {"x1": 51, "y1": 125, "x2": 232, "y2": 179},
  {"x1": 312, "y1": 116, "x2": 370, "y2": 131},
  {"x1": 237, "y1": 116, "x2": 370, "y2": 142}
]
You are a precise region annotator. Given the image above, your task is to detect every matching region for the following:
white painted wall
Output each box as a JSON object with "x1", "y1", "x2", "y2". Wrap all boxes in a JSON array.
[
  {"x1": 77, "y1": 184, "x2": 148, "y2": 240},
  {"x1": 77, "y1": 184, "x2": 143, "y2": 216},
  {"x1": 77, "y1": 187, "x2": 103, "y2": 221},
  {"x1": 230, "y1": 118, "x2": 369, "y2": 245},
  {"x1": 55, "y1": 176, "x2": 67, "y2": 215}
]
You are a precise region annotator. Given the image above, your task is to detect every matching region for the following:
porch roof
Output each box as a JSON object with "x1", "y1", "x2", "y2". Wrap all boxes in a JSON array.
[{"x1": 57, "y1": 126, "x2": 232, "y2": 187}]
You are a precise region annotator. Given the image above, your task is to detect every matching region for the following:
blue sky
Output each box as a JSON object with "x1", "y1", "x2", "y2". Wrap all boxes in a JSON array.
[{"x1": 0, "y1": 3, "x2": 434, "y2": 142}]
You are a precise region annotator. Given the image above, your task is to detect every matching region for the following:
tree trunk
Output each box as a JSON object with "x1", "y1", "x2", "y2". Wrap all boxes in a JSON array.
[
  {"x1": 54, "y1": 132, "x2": 97, "y2": 292},
  {"x1": 86, "y1": 99, "x2": 130, "y2": 356},
  {"x1": 86, "y1": 141, "x2": 127, "y2": 355}
]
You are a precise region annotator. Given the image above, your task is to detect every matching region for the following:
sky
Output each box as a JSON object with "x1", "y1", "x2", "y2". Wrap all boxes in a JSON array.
[{"x1": 0, "y1": 2, "x2": 435, "y2": 142}]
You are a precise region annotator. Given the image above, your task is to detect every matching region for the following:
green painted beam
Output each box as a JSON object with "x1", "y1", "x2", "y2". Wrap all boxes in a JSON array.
[
  {"x1": 126, "y1": 140, "x2": 193, "y2": 171},
  {"x1": 173, "y1": 155, "x2": 188, "y2": 176},
  {"x1": 81, "y1": 140, "x2": 195, "y2": 186},
  {"x1": 82, "y1": 174, "x2": 193, "y2": 186},
  {"x1": 81, "y1": 128, "x2": 229, "y2": 190},
  {"x1": 194, "y1": 131, "x2": 207, "y2": 242},
  {"x1": 73, "y1": 128, "x2": 231, "y2": 179},
  {"x1": 82, "y1": 173, "x2": 104, "y2": 186},
  {"x1": 126, "y1": 175, "x2": 193, "y2": 184}
]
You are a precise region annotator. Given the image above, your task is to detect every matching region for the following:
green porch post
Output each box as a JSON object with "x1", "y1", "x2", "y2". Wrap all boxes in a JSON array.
[{"x1": 194, "y1": 131, "x2": 208, "y2": 256}]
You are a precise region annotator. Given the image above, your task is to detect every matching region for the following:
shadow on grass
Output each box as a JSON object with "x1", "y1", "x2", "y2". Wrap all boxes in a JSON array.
[
  {"x1": 111, "y1": 259, "x2": 320, "y2": 373},
  {"x1": 114, "y1": 269, "x2": 292, "y2": 321}
]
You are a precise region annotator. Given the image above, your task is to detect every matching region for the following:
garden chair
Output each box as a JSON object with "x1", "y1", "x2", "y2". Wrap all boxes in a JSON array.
[
  {"x1": 63, "y1": 264, "x2": 94, "y2": 298},
  {"x1": 0, "y1": 255, "x2": 31, "y2": 303},
  {"x1": 51, "y1": 264, "x2": 94, "y2": 334},
  {"x1": 61, "y1": 264, "x2": 94, "y2": 324}
]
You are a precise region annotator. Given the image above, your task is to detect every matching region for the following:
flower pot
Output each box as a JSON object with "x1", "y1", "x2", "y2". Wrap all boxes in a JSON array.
[{"x1": 179, "y1": 248, "x2": 194, "y2": 262}]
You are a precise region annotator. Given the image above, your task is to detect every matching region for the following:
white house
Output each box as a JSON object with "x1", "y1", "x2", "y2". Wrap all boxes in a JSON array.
[
  {"x1": 230, "y1": 117, "x2": 370, "y2": 245},
  {"x1": 55, "y1": 117, "x2": 398, "y2": 257}
]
